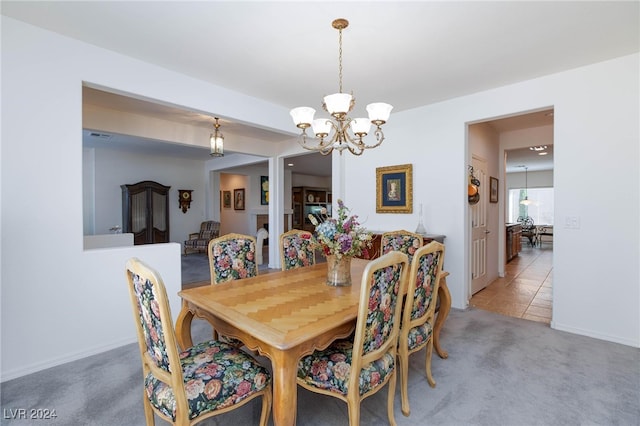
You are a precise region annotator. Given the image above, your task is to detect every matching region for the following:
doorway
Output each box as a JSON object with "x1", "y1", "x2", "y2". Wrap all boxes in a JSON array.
[{"x1": 468, "y1": 108, "x2": 554, "y2": 324}]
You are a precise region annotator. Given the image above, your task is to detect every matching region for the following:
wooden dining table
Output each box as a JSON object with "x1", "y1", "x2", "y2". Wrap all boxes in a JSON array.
[
  {"x1": 175, "y1": 259, "x2": 369, "y2": 426},
  {"x1": 175, "y1": 258, "x2": 451, "y2": 425}
]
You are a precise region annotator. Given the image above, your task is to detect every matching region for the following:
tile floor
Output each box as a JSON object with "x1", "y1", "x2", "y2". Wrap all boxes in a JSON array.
[{"x1": 469, "y1": 242, "x2": 553, "y2": 324}]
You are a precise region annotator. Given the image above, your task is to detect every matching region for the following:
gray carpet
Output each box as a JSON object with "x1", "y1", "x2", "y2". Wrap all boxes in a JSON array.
[
  {"x1": 2, "y1": 308, "x2": 638, "y2": 425},
  {"x1": 181, "y1": 250, "x2": 274, "y2": 285}
]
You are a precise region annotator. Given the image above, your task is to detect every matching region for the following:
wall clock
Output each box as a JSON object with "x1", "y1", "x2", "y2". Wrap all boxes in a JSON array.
[{"x1": 178, "y1": 189, "x2": 193, "y2": 213}]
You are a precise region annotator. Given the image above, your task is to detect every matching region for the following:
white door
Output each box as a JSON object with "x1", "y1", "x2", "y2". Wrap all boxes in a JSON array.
[{"x1": 471, "y1": 156, "x2": 490, "y2": 295}]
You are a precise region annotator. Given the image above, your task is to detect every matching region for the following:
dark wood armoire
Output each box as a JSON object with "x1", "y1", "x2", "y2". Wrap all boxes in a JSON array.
[{"x1": 121, "y1": 180, "x2": 171, "y2": 245}]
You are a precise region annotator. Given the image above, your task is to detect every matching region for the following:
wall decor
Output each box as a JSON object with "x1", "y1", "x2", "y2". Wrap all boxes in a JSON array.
[
  {"x1": 178, "y1": 189, "x2": 193, "y2": 213},
  {"x1": 376, "y1": 164, "x2": 413, "y2": 213},
  {"x1": 260, "y1": 176, "x2": 269, "y2": 205},
  {"x1": 234, "y1": 188, "x2": 245, "y2": 210},
  {"x1": 489, "y1": 177, "x2": 499, "y2": 203},
  {"x1": 222, "y1": 190, "x2": 232, "y2": 209}
]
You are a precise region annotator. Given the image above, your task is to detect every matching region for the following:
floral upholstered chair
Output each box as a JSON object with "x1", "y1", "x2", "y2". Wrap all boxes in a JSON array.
[
  {"x1": 397, "y1": 241, "x2": 445, "y2": 417},
  {"x1": 208, "y1": 233, "x2": 258, "y2": 285},
  {"x1": 297, "y1": 251, "x2": 409, "y2": 425},
  {"x1": 279, "y1": 229, "x2": 316, "y2": 271},
  {"x1": 124, "y1": 257, "x2": 272, "y2": 426},
  {"x1": 183, "y1": 221, "x2": 220, "y2": 255},
  {"x1": 381, "y1": 230, "x2": 424, "y2": 265}
]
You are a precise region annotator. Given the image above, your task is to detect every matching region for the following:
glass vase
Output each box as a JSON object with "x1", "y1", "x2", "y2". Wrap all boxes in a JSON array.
[{"x1": 326, "y1": 255, "x2": 352, "y2": 287}]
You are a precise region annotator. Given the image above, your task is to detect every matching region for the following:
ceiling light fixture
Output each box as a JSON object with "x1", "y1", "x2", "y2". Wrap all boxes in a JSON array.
[
  {"x1": 520, "y1": 166, "x2": 532, "y2": 206},
  {"x1": 529, "y1": 145, "x2": 548, "y2": 151},
  {"x1": 210, "y1": 117, "x2": 224, "y2": 157},
  {"x1": 290, "y1": 18, "x2": 393, "y2": 156}
]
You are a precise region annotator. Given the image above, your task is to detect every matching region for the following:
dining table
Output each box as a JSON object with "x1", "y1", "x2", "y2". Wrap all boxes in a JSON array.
[
  {"x1": 175, "y1": 259, "x2": 369, "y2": 426},
  {"x1": 175, "y1": 257, "x2": 451, "y2": 426}
]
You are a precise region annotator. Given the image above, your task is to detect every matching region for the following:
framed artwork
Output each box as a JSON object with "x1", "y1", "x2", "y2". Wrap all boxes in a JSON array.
[
  {"x1": 222, "y1": 190, "x2": 232, "y2": 209},
  {"x1": 376, "y1": 164, "x2": 413, "y2": 213},
  {"x1": 260, "y1": 176, "x2": 269, "y2": 205},
  {"x1": 490, "y1": 177, "x2": 499, "y2": 203},
  {"x1": 234, "y1": 188, "x2": 245, "y2": 210}
]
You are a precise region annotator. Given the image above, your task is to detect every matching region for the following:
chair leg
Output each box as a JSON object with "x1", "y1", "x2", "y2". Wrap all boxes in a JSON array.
[
  {"x1": 258, "y1": 384, "x2": 272, "y2": 426},
  {"x1": 399, "y1": 348, "x2": 411, "y2": 417},
  {"x1": 347, "y1": 397, "x2": 361, "y2": 426},
  {"x1": 425, "y1": 340, "x2": 436, "y2": 388},
  {"x1": 142, "y1": 392, "x2": 155, "y2": 426},
  {"x1": 387, "y1": 371, "x2": 398, "y2": 426}
]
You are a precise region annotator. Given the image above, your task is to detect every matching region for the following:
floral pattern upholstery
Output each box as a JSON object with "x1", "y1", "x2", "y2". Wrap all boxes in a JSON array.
[
  {"x1": 398, "y1": 242, "x2": 444, "y2": 416},
  {"x1": 209, "y1": 234, "x2": 258, "y2": 284},
  {"x1": 297, "y1": 262, "x2": 404, "y2": 396},
  {"x1": 132, "y1": 270, "x2": 171, "y2": 372},
  {"x1": 381, "y1": 231, "x2": 423, "y2": 264},
  {"x1": 145, "y1": 340, "x2": 271, "y2": 421},
  {"x1": 280, "y1": 230, "x2": 315, "y2": 270},
  {"x1": 127, "y1": 263, "x2": 271, "y2": 424}
]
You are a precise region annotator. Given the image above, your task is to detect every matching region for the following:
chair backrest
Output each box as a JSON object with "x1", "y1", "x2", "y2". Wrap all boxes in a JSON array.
[
  {"x1": 125, "y1": 258, "x2": 190, "y2": 415},
  {"x1": 349, "y1": 251, "x2": 409, "y2": 395},
  {"x1": 200, "y1": 220, "x2": 221, "y2": 240},
  {"x1": 381, "y1": 230, "x2": 424, "y2": 264},
  {"x1": 208, "y1": 233, "x2": 258, "y2": 284},
  {"x1": 517, "y1": 216, "x2": 535, "y2": 231},
  {"x1": 279, "y1": 229, "x2": 316, "y2": 271},
  {"x1": 400, "y1": 241, "x2": 445, "y2": 341}
]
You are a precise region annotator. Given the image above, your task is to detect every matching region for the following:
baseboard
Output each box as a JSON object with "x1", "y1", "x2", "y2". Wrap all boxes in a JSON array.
[
  {"x1": 0, "y1": 336, "x2": 137, "y2": 383},
  {"x1": 552, "y1": 322, "x2": 639, "y2": 348}
]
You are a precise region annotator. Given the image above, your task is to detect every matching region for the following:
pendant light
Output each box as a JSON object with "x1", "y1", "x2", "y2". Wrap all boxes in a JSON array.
[
  {"x1": 210, "y1": 117, "x2": 224, "y2": 157},
  {"x1": 520, "y1": 166, "x2": 532, "y2": 205}
]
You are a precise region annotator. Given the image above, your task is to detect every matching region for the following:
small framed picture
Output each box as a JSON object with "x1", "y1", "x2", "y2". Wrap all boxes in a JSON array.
[
  {"x1": 490, "y1": 177, "x2": 499, "y2": 203},
  {"x1": 260, "y1": 176, "x2": 269, "y2": 205},
  {"x1": 234, "y1": 188, "x2": 245, "y2": 210},
  {"x1": 376, "y1": 164, "x2": 413, "y2": 213},
  {"x1": 222, "y1": 190, "x2": 232, "y2": 209}
]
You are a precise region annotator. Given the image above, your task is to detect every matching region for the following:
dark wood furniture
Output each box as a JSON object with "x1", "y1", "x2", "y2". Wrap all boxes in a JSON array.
[
  {"x1": 506, "y1": 223, "x2": 522, "y2": 262},
  {"x1": 291, "y1": 186, "x2": 331, "y2": 232},
  {"x1": 121, "y1": 180, "x2": 170, "y2": 245}
]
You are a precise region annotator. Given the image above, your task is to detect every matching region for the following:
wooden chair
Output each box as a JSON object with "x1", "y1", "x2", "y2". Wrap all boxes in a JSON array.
[
  {"x1": 517, "y1": 216, "x2": 537, "y2": 247},
  {"x1": 208, "y1": 233, "x2": 258, "y2": 285},
  {"x1": 398, "y1": 241, "x2": 446, "y2": 417},
  {"x1": 381, "y1": 230, "x2": 424, "y2": 265},
  {"x1": 279, "y1": 229, "x2": 316, "y2": 271},
  {"x1": 124, "y1": 258, "x2": 272, "y2": 426},
  {"x1": 297, "y1": 251, "x2": 409, "y2": 426}
]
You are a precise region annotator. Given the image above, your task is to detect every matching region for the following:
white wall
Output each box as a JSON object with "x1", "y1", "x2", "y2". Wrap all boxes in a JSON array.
[
  {"x1": 342, "y1": 53, "x2": 639, "y2": 347},
  {"x1": 87, "y1": 145, "x2": 209, "y2": 245},
  {"x1": 0, "y1": 17, "x2": 291, "y2": 381},
  {"x1": 1, "y1": 17, "x2": 638, "y2": 383}
]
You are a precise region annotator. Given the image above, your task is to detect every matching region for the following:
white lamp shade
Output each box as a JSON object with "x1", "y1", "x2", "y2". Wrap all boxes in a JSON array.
[
  {"x1": 324, "y1": 93, "x2": 353, "y2": 115},
  {"x1": 312, "y1": 118, "x2": 332, "y2": 136},
  {"x1": 290, "y1": 107, "x2": 315, "y2": 126},
  {"x1": 210, "y1": 133, "x2": 224, "y2": 156},
  {"x1": 350, "y1": 118, "x2": 371, "y2": 135},
  {"x1": 366, "y1": 102, "x2": 393, "y2": 122}
]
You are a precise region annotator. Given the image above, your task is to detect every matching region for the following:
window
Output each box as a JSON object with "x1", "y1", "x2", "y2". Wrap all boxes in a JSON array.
[{"x1": 507, "y1": 187, "x2": 554, "y2": 225}]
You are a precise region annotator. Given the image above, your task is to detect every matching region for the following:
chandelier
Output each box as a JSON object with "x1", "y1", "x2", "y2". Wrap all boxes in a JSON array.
[
  {"x1": 289, "y1": 18, "x2": 393, "y2": 156},
  {"x1": 210, "y1": 117, "x2": 224, "y2": 157}
]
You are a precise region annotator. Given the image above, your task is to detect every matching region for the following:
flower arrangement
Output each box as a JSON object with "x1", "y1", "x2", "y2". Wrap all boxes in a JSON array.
[{"x1": 308, "y1": 199, "x2": 372, "y2": 260}]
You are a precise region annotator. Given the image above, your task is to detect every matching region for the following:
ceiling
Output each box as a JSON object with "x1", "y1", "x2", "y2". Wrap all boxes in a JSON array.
[{"x1": 5, "y1": 1, "x2": 637, "y2": 176}]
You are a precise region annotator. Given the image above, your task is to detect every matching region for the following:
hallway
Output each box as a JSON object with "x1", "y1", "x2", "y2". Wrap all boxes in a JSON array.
[{"x1": 470, "y1": 244, "x2": 553, "y2": 324}]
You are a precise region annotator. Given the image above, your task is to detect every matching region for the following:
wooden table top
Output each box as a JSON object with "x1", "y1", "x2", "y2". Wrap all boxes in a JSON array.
[{"x1": 178, "y1": 258, "x2": 369, "y2": 350}]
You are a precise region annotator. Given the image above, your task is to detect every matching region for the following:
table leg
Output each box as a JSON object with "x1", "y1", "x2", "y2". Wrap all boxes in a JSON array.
[
  {"x1": 175, "y1": 300, "x2": 194, "y2": 350},
  {"x1": 433, "y1": 272, "x2": 451, "y2": 359},
  {"x1": 270, "y1": 349, "x2": 299, "y2": 426}
]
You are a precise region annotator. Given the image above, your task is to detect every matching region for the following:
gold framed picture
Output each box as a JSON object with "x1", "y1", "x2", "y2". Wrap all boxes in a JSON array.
[{"x1": 376, "y1": 164, "x2": 413, "y2": 213}]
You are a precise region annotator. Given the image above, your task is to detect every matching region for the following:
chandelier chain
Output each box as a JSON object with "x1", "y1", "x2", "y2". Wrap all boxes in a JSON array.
[{"x1": 338, "y1": 27, "x2": 343, "y2": 93}]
